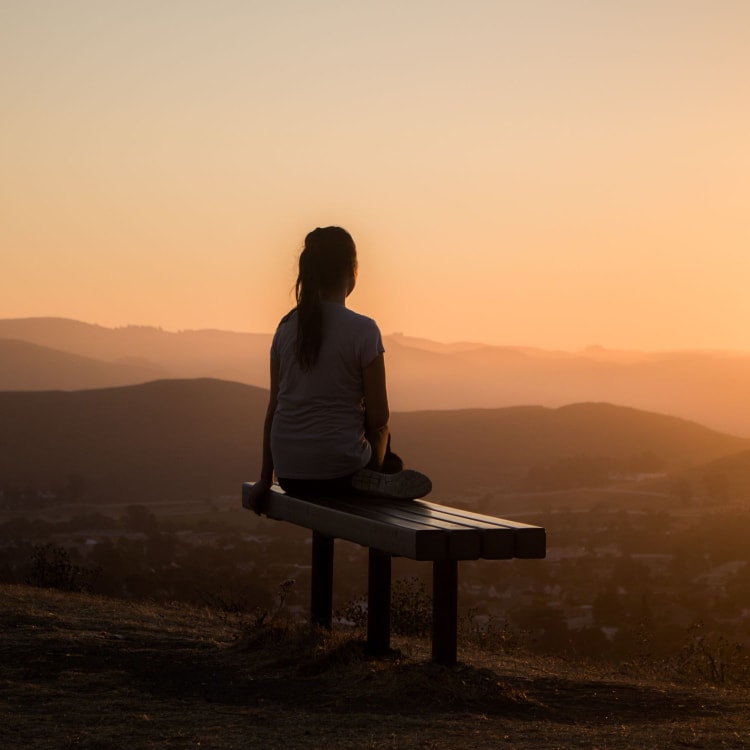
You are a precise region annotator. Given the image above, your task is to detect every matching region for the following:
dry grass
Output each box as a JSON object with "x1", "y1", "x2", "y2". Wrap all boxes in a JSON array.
[{"x1": 2, "y1": 583, "x2": 749, "y2": 749}]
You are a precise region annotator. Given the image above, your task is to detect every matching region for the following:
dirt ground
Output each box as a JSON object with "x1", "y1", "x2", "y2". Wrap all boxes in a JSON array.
[{"x1": 2, "y1": 584, "x2": 749, "y2": 749}]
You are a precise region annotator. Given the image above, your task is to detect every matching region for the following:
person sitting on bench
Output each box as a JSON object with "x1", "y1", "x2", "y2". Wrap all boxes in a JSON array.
[{"x1": 244, "y1": 226, "x2": 431, "y2": 513}]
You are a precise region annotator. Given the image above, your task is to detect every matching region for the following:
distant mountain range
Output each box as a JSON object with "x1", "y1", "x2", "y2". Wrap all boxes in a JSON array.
[
  {"x1": 0, "y1": 317, "x2": 271, "y2": 388},
  {"x1": 1, "y1": 379, "x2": 747, "y2": 504},
  {"x1": 2, "y1": 316, "x2": 750, "y2": 437}
]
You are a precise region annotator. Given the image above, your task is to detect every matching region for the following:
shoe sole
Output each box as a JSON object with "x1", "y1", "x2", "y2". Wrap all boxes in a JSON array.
[{"x1": 352, "y1": 469, "x2": 432, "y2": 500}]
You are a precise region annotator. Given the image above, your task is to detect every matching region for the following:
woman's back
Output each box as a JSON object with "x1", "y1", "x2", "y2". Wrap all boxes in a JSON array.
[{"x1": 270, "y1": 301, "x2": 383, "y2": 480}]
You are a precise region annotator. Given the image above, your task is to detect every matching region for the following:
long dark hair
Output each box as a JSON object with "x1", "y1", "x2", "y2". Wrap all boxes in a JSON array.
[{"x1": 295, "y1": 226, "x2": 358, "y2": 370}]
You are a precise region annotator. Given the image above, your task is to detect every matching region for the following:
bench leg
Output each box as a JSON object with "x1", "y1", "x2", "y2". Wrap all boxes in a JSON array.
[
  {"x1": 310, "y1": 531, "x2": 334, "y2": 627},
  {"x1": 367, "y1": 548, "x2": 391, "y2": 655},
  {"x1": 432, "y1": 560, "x2": 458, "y2": 665}
]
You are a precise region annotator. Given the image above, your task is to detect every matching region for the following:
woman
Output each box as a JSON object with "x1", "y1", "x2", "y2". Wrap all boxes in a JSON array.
[{"x1": 244, "y1": 226, "x2": 431, "y2": 513}]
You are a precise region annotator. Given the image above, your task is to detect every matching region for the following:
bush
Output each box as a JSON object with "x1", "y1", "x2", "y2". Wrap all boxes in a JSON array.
[
  {"x1": 391, "y1": 577, "x2": 432, "y2": 636},
  {"x1": 338, "y1": 577, "x2": 433, "y2": 637},
  {"x1": 26, "y1": 544, "x2": 99, "y2": 592},
  {"x1": 673, "y1": 620, "x2": 750, "y2": 686}
]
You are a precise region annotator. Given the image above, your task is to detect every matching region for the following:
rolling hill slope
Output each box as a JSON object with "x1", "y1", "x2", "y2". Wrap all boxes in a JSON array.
[
  {"x1": 1, "y1": 379, "x2": 747, "y2": 504},
  {"x1": 0, "y1": 379, "x2": 268, "y2": 502}
]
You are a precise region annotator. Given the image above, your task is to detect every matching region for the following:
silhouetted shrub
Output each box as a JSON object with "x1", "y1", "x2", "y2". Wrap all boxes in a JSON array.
[
  {"x1": 26, "y1": 543, "x2": 98, "y2": 592},
  {"x1": 391, "y1": 577, "x2": 432, "y2": 637},
  {"x1": 338, "y1": 577, "x2": 433, "y2": 637},
  {"x1": 674, "y1": 620, "x2": 750, "y2": 685},
  {"x1": 462, "y1": 608, "x2": 524, "y2": 654}
]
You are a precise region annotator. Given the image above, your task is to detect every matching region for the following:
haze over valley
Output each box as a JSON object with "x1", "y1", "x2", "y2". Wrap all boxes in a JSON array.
[{"x1": 3, "y1": 317, "x2": 750, "y2": 438}]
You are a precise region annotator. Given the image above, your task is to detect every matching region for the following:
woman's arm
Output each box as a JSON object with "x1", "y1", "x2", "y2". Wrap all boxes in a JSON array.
[
  {"x1": 362, "y1": 352, "x2": 390, "y2": 469},
  {"x1": 245, "y1": 356, "x2": 280, "y2": 513}
]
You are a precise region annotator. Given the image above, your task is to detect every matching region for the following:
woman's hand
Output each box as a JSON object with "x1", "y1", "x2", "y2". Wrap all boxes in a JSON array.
[{"x1": 243, "y1": 479, "x2": 272, "y2": 515}]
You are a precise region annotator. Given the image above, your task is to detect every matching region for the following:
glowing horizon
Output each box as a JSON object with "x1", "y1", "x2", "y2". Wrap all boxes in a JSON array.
[{"x1": 2, "y1": 2, "x2": 748, "y2": 352}]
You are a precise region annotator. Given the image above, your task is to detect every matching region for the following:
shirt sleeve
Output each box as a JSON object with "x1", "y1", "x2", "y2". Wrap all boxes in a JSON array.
[
  {"x1": 359, "y1": 318, "x2": 385, "y2": 368},
  {"x1": 271, "y1": 311, "x2": 295, "y2": 360}
]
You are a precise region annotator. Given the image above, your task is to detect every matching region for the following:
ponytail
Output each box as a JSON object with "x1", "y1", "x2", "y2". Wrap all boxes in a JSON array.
[
  {"x1": 294, "y1": 227, "x2": 357, "y2": 370},
  {"x1": 295, "y1": 246, "x2": 323, "y2": 370}
]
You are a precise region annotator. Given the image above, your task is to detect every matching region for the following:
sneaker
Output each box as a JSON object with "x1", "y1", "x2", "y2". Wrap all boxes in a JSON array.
[{"x1": 352, "y1": 469, "x2": 432, "y2": 499}]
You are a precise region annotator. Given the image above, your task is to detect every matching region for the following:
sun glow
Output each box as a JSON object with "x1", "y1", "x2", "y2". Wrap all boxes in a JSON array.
[{"x1": 1, "y1": 2, "x2": 748, "y2": 351}]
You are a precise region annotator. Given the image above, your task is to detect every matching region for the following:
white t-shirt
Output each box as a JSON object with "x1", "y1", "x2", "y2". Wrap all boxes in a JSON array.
[{"x1": 270, "y1": 301, "x2": 385, "y2": 479}]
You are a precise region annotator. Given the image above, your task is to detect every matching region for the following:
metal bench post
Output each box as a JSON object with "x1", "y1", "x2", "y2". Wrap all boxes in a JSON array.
[
  {"x1": 310, "y1": 531, "x2": 334, "y2": 627},
  {"x1": 367, "y1": 548, "x2": 391, "y2": 655},
  {"x1": 432, "y1": 559, "x2": 458, "y2": 665}
]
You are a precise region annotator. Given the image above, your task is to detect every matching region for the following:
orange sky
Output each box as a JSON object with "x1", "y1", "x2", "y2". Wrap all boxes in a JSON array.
[{"x1": 1, "y1": 2, "x2": 748, "y2": 351}]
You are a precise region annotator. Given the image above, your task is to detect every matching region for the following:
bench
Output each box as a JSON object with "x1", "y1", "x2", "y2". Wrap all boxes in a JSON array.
[{"x1": 242, "y1": 482, "x2": 546, "y2": 664}]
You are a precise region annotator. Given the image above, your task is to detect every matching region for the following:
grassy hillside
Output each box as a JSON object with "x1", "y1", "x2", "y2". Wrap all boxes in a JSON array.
[
  {"x1": 2, "y1": 583, "x2": 748, "y2": 750},
  {"x1": 1, "y1": 379, "x2": 748, "y2": 504}
]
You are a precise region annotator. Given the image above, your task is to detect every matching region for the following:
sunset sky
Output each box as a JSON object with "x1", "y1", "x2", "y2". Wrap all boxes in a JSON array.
[{"x1": 2, "y1": 1, "x2": 748, "y2": 351}]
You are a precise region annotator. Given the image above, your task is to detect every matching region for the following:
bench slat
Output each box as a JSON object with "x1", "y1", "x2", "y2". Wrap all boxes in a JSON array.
[
  {"x1": 352, "y1": 498, "x2": 516, "y2": 560},
  {"x1": 327, "y1": 497, "x2": 482, "y2": 560},
  {"x1": 259, "y1": 487, "x2": 449, "y2": 560},
  {"x1": 413, "y1": 500, "x2": 547, "y2": 559}
]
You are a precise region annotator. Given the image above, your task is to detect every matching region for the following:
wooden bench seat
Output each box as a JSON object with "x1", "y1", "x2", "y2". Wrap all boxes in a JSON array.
[{"x1": 242, "y1": 482, "x2": 546, "y2": 664}]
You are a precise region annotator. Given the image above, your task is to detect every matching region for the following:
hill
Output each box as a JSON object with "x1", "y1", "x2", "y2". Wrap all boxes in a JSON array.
[
  {"x1": 0, "y1": 379, "x2": 268, "y2": 503},
  {"x1": 0, "y1": 316, "x2": 271, "y2": 387},
  {"x1": 0, "y1": 338, "x2": 166, "y2": 390},
  {"x1": 3, "y1": 317, "x2": 750, "y2": 437},
  {"x1": 1, "y1": 379, "x2": 748, "y2": 504},
  {"x1": 675, "y1": 449, "x2": 750, "y2": 499},
  {"x1": 392, "y1": 402, "x2": 750, "y2": 493},
  {"x1": 1, "y1": 583, "x2": 747, "y2": 749}
]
